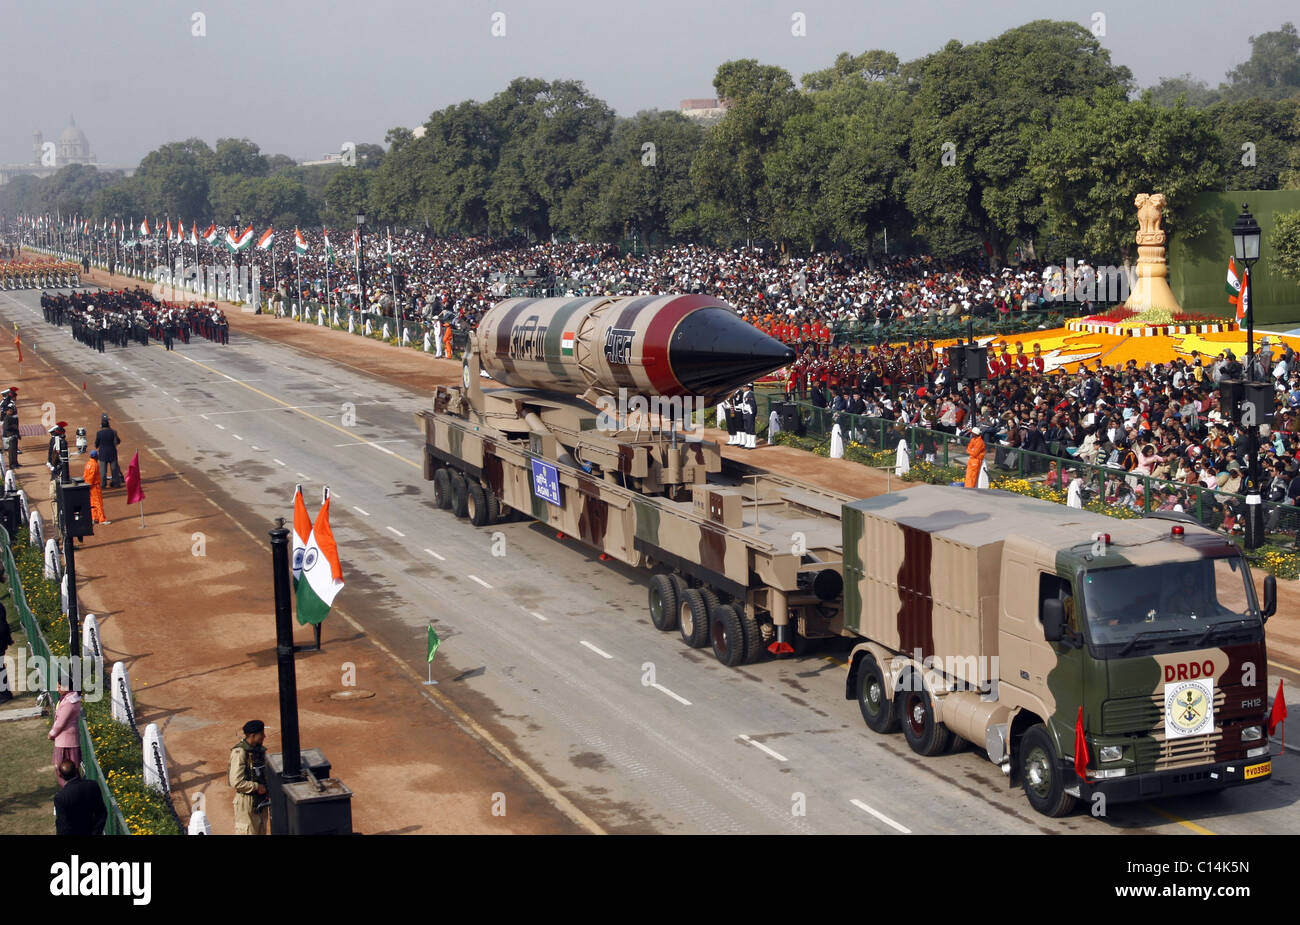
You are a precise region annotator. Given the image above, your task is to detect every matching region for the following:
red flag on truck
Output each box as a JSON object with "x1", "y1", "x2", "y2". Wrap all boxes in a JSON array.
[
  {"x1": 1074, "y1": 706, "x2": 1089, "y2": 780},
  {"x1": 1268, "y1": 679, "x2": 1287, "y2": 738}
]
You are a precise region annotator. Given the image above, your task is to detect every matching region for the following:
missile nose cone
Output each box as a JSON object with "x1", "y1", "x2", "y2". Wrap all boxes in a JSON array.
[{"x1": 668, "y1": 308, "x2": 796, "y2": 399}]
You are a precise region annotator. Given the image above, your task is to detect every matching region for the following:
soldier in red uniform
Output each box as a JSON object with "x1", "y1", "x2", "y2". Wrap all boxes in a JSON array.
[{"x1": 1031, "y1": 343, "x2": 1046, "y2": 375}]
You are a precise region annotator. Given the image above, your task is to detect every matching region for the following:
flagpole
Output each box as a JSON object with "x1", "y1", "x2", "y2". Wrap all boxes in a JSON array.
[{"x1": 296, "y1": 243, "x2": 302, "y2": 324}]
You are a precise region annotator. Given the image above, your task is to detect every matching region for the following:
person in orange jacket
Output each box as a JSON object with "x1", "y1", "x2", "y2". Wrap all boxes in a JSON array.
[{"x1": 964, "y1": 430, "x2": 987, "y2": 488}]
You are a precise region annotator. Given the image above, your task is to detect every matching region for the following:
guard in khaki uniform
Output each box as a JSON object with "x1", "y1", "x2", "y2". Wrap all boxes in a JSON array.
[{"x1": 229, "y1": 720, "x2": 269, "y2": 835}]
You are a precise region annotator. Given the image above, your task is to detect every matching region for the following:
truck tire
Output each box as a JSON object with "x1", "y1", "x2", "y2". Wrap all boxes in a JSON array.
[
  {"x1": 896, "y1": 677, "x2": 952, "y2": 756},
  {"x1": 668, "y1": 574, "x2": 688, "y2": 601},
  {"x1": 485, "y1": 491, "x2": 502, "y2": 523},
  {"x1": 1018, "y1": 725, "x2": 1078, "y2": 817},
  {"x1": 697, "y1": 587, "x2": 721, "y2": 621},
  {"x1": 709, "y1": 604, "x2": 746, "y2": 666},
  {"x1": 432, "y1": 469, "x2": 453, "y2": 510},
  {"x1": 449, "y1": 471, "x2": 469, "y2": 518},
  {"x1": 648, "y1": 574, "x2": 680, "y2": 631},
  {"x1": 678, "y1": 589, "x2": 711, "y2": 648},
  {"x1": 855, "y1": 654, "x2": 898, "y2": 733},
  {"x1": 739, "y1": 608, "x2": 764, "y2": 664},
  {"x1": 466, "y1": 481, "x2": 490, "y2": 526}
]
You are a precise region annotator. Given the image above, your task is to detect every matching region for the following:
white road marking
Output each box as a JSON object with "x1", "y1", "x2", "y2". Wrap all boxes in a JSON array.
[
  {"x1": 468, "y1": 574, "x2": 493, "y2": 589},
  {"x1": 173, "y1": 397, "x2": 181, "y2": 403},
  {"x1": 850, "y1": 799, "x2": 912, "y2": 834},
  {"x1": 651, "y1": 683, "x2": 691, "y2": 706},
  {"x1": 353, "y1": 507, "x2": 370, "y2": 517},
  {"x1": 579, "y1": 640, "x2": 613, "y2": 659},
  {"x1": 232, "y1": 434, "x2": 244, "y2": 441},
  {"x1": 739, "y1": 734, "x2": 789, "y2": 762},
  {"x1": 528, "y1": 610, "x2": 549, "y2": 622},
  {"x1": 273, "y1": 459, "x2": 286, "y2": 466},
  {"x1": 296, "y1": 472, "x2": 310, "y2": 479},
  {"x1": 214, "y1": 423, "x2": 225, "y2": 430},
  {"x1": 386, "y1": 526, "x2": 405, "y2": 537},
  {"x1": 424, "y1": 548, "x2": 446, "y2": 561},
  {"x1": 251, "y1": 445, "x2": 262, "y2": 451},
  {"x1": 374, "y1": 444, "x2": 396, "y2": 456}
]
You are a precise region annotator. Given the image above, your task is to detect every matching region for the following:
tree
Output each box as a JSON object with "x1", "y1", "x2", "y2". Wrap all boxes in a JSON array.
[
  {"x1": 1145, "y1": 74, "x2": 1220, "y2": 108},
  {"x1": 1207, "y1": 96, "x2": 1300, "y2": 190},
  {"x1": 1223, "y1": 22, "x2": 1300, "y2": 100},
  {"x1": 905, "y1": 21, "x2": 1133, "y2": 263},
  {"x1": 690, "y1": 59, "x2": 808, "y2": 243},
  {"x1": 321, "y1": 169, "x2": 371, "y2": 227},
  {"x1": 1029, "y1": 88, "x2": 1224, "y2": 260},
  {"x1": 211, "y1": 138, "x2": 269, "y2": 177},
  {"x1": 1274, "y1": 209, "x2": 1300, "y2": 282}
]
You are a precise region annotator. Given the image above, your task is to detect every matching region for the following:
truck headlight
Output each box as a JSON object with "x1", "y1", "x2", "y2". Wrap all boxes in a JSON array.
[
  {"x1": 1099, "y1": 745, "x2": 1123, "y2": 763},
  {"x1": 1092, "y1": 768, "x2": 1128, "y2": 779},
  {"x1": 1241, "y1": 726, "x2": 1263, "y2": 742}
]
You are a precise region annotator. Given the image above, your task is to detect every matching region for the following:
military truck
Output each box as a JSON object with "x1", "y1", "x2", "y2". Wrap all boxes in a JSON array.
[{"x1": 417, "y1": 297, "x2": 1276, "y2": 816}]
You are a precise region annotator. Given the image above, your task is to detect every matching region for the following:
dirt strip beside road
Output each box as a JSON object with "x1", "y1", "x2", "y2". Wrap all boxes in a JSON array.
[{"x1": 1, "y1": 312, "x2": 582, "y2": 834}]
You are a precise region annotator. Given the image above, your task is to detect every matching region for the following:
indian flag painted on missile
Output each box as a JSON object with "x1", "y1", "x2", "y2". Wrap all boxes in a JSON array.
[
  {"x1": 294, "y1": 227, "x2": 308, "y2": 256},
  {"x1": 256, "y1": 227, "x2": 275, "y2": 250},
  {"x1": 296, "y1": 487, "x2": 344, "y2": 626},
  {"x1": 561, "y1": 331, "x2": 576, "y2": 356}
]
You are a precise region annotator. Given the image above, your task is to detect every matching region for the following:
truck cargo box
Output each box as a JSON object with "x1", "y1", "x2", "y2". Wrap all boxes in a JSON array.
[{"x1": 841, "y1": 486, "x2": 1066, "y2": 687}]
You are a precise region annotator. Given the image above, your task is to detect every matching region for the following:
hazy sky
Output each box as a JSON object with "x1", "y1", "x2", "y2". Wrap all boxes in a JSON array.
[{"x1": 1, "y1": 0, "x2": 1294, "y2": 167}]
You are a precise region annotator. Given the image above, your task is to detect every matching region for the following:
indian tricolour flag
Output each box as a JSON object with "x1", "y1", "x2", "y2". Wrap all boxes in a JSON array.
[
  {"x1": 292, "y1": 484, "x2": 311, "y2": 582},
  {"x1": 231, "y1": 224, "x2": 255, "y2": 251},
  {"x1": 189, "y1": 221, "x2": 199, "y2": 246},
  {"x1": 560, "y1": 331, "x2": 576, "y2": 356},
  {"x1": 323, "y1": 230, "x2": 333, "y2": 262},
  {"x1": 202, "y1": 223, "x2": 218, "y2": 245},
  {"x1": 294, "y1": 228, "x2": 308, "y2": 256},
  {"x1": 296, "y1": 487, "x2": 344, "y2": 626},
  {"x1": 256, "y1": 227, "x2": 275, "y2": 251},
  {"x1": 1226, "y1": 257, "x2": 1245, "y2": 322},
  {"x1": 139, "y1": 218, "x2": 151, "y2": 236}
]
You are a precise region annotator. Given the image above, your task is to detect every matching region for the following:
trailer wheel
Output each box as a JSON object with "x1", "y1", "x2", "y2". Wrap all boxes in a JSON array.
[
  {"x1": 678, "y1": 589, "x2": 711, "y2": 648},
  {"x1": 1019, "y1": 725, "x2": 1078, "y2": 817},
  {"x1": 449, "y1": 471, "x2": 469, "y2": 518},
  {"x1": 709, "y1": 604, "x2": 747, "y2": 666},
  {"x1": 432, "y1": 469, "x2": 453, "y2": 510},
  {"x1": 648, "y1": 574, "x2": 680, "y2": 632},
  {"x1": 739, "y1": 608, "x2": 764, "y2": 664},
  {"x1": 895, "y1": 675, "x2": 952, "y2": 756},
  {"x1": 466, "y1": 481, "x2": 490, "y2": 526},
  {"x1": 855, "y1": 655, "x2": 898, "y2": 733}
]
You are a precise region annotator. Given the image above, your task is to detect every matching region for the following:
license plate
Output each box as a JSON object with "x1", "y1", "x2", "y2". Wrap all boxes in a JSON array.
[{"x1": 1244, "y1": 761, "x2": 1271, "y2": 780}]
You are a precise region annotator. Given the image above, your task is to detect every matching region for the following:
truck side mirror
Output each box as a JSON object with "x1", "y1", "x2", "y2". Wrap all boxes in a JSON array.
[
  {"x1": 1042, "y1": 598, "x2": 1065, "y2": 642},
  {"x1": 1262, "y1": 575, "x2": 1277, "y2": 621}
]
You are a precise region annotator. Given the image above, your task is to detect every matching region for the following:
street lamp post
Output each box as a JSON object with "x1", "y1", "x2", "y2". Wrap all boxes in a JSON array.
[
  {"x1": 233, "y1": 212, "x2": 242, "y2": 301},
  {"x1": 1232, "y1": 203, "x2": 1264, "y2": 549}
]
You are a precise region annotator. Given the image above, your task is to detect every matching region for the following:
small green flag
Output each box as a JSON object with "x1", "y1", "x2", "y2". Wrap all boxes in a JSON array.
[{"x1": 426, "y1": 624, "x2": 440, "y2": 663}]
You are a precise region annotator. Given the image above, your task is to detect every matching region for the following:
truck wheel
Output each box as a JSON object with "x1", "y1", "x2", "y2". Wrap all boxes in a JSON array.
[
  {"x1": 709, "y1": 604, "x2": 747, "y2": 666},
  {"x1": 466, "y1": 481, "x2": 490, "y2": 526},
  {"x1": 648, "y1": 574, "x2": 680, "y2": 631},
  {"x1": 856, "y1": 655, "x2": 898, "y2": 733},
  {"x1": 678, "y1": 589, "x2": 711, "y2": 648},
  {"x1": 449, "y1": 471, "x2": 469, "y2": 518},
  {"x1": 739, "y1": 608, "x2": 764, "y2": 664},
  {"x1": 1018, "y1": 725, "x2": 1078, "y2": 817},
  {"x1": 668, "y1": 574, "x2": 688, "y2": 601},
  {"x1": 432, "y1": 469, "x2": 453, "y2": 510},
  {"x1": 697, "y1": 587, "x2": 721, "y2": 621},
  {"x1": 485, "y1": 491, "x2": 502, "y2": 523},
  {"x1": 896, "y1": 677, "x2": 952, "y2": 756}
]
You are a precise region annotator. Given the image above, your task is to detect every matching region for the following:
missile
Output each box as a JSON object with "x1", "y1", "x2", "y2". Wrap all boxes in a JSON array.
[{"x1": 473, "y1": 295, "x2": 795, "y2": 403}]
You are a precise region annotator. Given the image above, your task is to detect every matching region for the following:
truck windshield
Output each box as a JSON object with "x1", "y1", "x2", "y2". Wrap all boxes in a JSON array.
[{"x1": 1080, "y1": 556, "x2": 1261, "y2": 650}]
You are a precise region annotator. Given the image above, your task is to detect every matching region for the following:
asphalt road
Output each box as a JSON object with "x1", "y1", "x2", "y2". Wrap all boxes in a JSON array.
[{"x1": 6, "y1": 287, "x2": 1298, "y2": 835}]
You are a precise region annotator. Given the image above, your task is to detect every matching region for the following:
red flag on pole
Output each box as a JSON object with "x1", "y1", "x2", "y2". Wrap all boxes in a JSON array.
[
  {"x1": 1073, "y1": 705, "x2": 1089, "y2": 780},
  {"x1": 1268, "y1": 678, "x2": 1287, "y2": 743},
  {"x1": 125, "y1": 451, "x2": 145, "y2": 504},
  {"x1": 14, "y1": 335, "x2": 21, "y2": 364}
]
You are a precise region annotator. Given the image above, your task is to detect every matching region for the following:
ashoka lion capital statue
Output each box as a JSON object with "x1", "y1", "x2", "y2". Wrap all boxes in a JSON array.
[{"x1": 1123, "y1": 192, "x2": 1183, "y2": 321}]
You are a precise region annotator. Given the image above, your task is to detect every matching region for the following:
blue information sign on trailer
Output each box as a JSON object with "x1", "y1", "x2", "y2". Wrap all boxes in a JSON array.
[{"x1": 531, "y1": 458, "x2": 561, "y2": 506}]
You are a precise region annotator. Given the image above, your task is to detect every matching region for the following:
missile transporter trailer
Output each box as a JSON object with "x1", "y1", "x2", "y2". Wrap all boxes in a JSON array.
[{"x1": 418, "y1": 295, "x2": 1277, "y2": 817}]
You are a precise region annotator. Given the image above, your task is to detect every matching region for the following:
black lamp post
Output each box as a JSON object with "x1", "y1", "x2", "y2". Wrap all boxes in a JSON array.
[
  {"x1": 1232, "y1": 203, "x2": 1264, "y2": 548},
  {"x1": 356, "y1": 213, "x2": 367, "y2": 314}
]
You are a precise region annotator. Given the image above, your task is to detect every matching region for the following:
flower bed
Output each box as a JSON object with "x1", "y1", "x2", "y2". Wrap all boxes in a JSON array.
[
  {"x1": 1068, "y1": 315, "x2": 1235, "y2": 337},
  {"x1": 10, "y1": 528, "x2": 181, "y2": 835}
]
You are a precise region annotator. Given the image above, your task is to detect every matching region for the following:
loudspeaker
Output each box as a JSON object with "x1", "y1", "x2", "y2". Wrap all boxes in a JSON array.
[
  {"x1": 777, "y1": 402, "x2": 805, "y2": 436},
  {"x1": 946, "y1": 344, "x2": 989, "y2": 382},
  {"x1": 56, "y1": 480, "x2": 94, "y2": 539},
  {"x1": 1220, "y1": 379, "x2": 1273, "y2": 425},
  {"x1": 0, "y1": 493, "x2": 19, "y2": 541}
]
